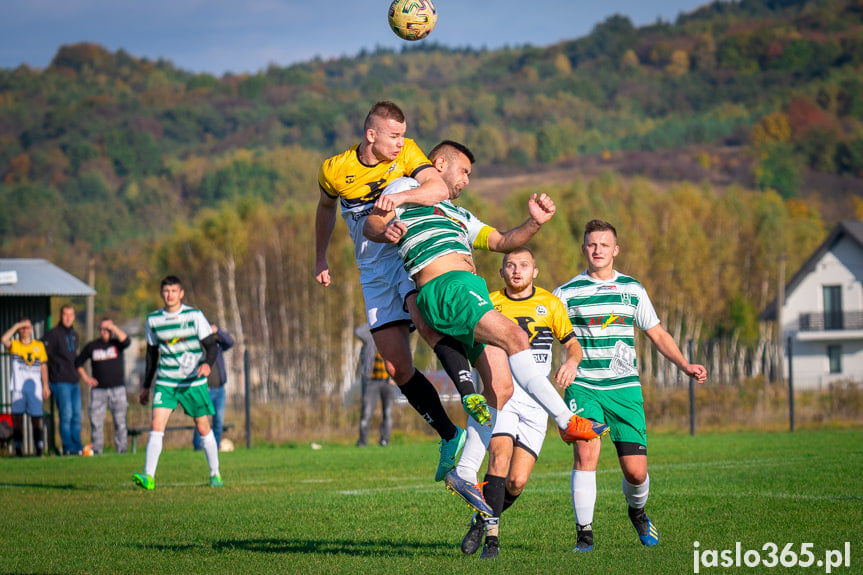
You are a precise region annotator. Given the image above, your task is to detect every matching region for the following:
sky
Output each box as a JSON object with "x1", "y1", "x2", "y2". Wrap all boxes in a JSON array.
[{"x1": 1, "y1": 1, "x2": 712, "y2": 76}]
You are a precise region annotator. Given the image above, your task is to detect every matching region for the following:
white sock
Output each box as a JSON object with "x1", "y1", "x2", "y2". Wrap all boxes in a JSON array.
[
  {"x1": 201, "y1": 430, "x2": 220, "y2": 476},
  {"x1": 144, "y1": 431, "x2": 164, "y2": 477},
  {"x1": 622, "y1": 474, "x2": 650, "y2": 509},
  {"x1": 455, "y1": 407, "x2": 496, "y2": 483},
  {"x1": 571, "y1": 469, "x2": 597, "y2": 526},
  {"x1": 508, "y1": 349, "x2": 571, "y2": 428}
]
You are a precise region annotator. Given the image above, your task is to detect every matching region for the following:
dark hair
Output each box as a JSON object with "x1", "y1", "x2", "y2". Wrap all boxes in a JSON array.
[
  {"x1": 160, "y1": 275, "x2": 182, "y2": 289},
  {"x1": 364, "y1": 100, "x2": 405, "y2": 130},
  {"x1": 502, "y1": 246, "x2": 535, "y2": 266},
  {"x1": 59, "y1": 304, "x2": 75, "y2": 314},
  {"x1": 429, "y1": 140, "x2": 476, "y2": 164},
  {"x1": 584, "y1": 219, "x2": 618, "y2": 243}
]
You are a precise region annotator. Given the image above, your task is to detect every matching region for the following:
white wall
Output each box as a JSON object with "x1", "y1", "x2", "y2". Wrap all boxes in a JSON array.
[{"x1": 781, "y1": 234, "x2": 863, "y2": 389}]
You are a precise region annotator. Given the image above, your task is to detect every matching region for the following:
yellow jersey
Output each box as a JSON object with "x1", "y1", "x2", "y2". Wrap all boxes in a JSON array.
[
  {"x1": 318, "y1": 138, "x2": 434, "y2": 214},
  {"x1": 318, "y1": 138, "x2": 435, "y2": 271},
  {"x1": 8, "y1": 339, "x2": 47, "y2": 391},
  {"x1": 490, "y1": 286, "x2": 575, "y2": 377}
]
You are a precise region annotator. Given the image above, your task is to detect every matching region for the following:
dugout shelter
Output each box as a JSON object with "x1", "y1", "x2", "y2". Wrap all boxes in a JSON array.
[{"x1": 0, "y1": 258, "x2": 96, "y2": 454}]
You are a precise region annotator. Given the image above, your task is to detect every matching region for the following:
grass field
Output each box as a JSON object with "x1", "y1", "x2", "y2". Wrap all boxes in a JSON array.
[{"x1": 1, "y1": 428, "x2": 860, "y2": 574}]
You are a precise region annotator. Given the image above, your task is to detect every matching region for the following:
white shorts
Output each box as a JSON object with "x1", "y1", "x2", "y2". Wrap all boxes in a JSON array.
[
  {"x1": 360, "y1": 249, "x2": 414, "y2": 330},
  {"x1": 492, "y1": 385, "x2": 548, "y2": 459}
]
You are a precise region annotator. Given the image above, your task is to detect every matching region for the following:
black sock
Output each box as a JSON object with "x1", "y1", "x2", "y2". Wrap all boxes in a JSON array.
[
  {"x1": 501, "y1": 487, "x2": 520, "y2": 514},
  {"x1": 433, "y1": 336, "x2": 476, "y2": 398},
  {"x1": 398, "y1": 369, "x2": 458, "y2": 440},
  {"x1": 482, "y1": 474, "x2": 508, "y2": 518}
]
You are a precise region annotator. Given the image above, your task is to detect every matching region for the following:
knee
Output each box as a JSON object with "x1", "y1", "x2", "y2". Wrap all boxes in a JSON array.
[
  {"x1": 387, "y1": 360, "x2": 414, "y2": 385},
  {"x1": 504, "y1": 325, "x2": 530, "y2": 354},
  {"x1": 489, "y1": 380, "x2": 513, "y2": 409},
  {"x1": 506, "y1": 475, "x2": 528, "y2": 496},
  {"x1": 623, "y1": 469, "x2": 647, "y2": 485}
]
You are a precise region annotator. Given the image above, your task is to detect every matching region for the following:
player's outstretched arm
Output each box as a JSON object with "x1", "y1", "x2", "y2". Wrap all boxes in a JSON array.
[
  {"x1": 486, "y1": 193, "x2": 556, "y2": 253},
  {"x1": 315, "y1": 191, "x2": 338, "y2": 287},
  {"x1": 644, "y1": 324, "x2": 708, "y2": 383},
  {"x1": 376, "y1": 167, "x2": 448, "y2": 209}
]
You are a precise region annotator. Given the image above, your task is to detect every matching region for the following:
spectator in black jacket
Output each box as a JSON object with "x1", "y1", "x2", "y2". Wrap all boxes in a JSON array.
[{"x1": 43, "y1": 305, "x2": 82, "y2": 455}]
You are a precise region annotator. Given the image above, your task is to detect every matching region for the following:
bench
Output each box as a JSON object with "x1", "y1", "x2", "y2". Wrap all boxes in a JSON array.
[{"x1": 128, "y1": 424, "x2": 234, "y2": 454}]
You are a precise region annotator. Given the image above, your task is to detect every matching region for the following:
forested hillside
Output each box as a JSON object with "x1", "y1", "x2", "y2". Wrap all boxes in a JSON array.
[{"x1": 0, "y1": 0, "x2": 860, "y2": 393}]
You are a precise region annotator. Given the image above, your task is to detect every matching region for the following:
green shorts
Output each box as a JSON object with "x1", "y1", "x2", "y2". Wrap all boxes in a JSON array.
[
  {"x1": 564, "y1": 383, "x2": 647, "y2": 447},
  {"x1": 416, "y1": 270, "x2": 491, "y2": 364},
  {"x1": 152, "y1": 383, "x2": 215, "y2": 419}
]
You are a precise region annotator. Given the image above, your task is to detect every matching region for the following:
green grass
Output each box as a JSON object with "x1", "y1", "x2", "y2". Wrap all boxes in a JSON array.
[{"x1": 1, "y1": 429, "x2": 860, "y2": 574}]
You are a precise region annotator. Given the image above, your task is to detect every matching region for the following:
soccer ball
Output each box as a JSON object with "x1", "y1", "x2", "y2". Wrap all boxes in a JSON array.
[
  {"x1": 219, "y1": 438, "x2": 234, "y2": 452},
  {"x1": 388, "y1": 0, "x2": 437, "y2": 41}
]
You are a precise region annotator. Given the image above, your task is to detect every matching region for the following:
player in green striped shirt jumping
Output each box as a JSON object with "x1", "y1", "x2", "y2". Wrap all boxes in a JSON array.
[{"x1": 553, "y1": 219, "x2": 707, "y2": 552}]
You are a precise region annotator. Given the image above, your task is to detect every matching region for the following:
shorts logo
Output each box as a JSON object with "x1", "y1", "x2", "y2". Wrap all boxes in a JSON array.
[{"x1": 153, "y1": 391, "x2": 162, "y2": 404}]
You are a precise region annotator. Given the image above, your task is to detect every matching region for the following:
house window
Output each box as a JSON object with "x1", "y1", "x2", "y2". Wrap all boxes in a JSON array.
[
  {"x1": 827, "y1": 345, "x2": 842, "y2": 374},
  {"x1": 823, "y1": 285, "x2": 843, "y2": 330}
]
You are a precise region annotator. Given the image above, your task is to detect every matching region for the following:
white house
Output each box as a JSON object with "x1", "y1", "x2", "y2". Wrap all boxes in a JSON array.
[{"x1": 761, "y1": 220, "x2": 863, "y2": 389}]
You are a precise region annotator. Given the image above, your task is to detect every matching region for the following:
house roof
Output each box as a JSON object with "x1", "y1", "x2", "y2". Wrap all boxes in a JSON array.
[
  {"x1": 760, "y1": 220, "x2": 863, "y2": 321},
  {"x1": 0, "y1": 259, "x2": 96, "y2": 297}
]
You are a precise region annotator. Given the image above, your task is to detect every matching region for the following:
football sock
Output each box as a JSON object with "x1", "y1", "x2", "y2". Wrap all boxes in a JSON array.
[
  {"x1": 622, "y1": 474, "x2": 650, "y2": 509},
  {"x1": 455, "y1": 408, "x2": 496, "y2": 483},
  {"x1": 201, "y1": 430, "x2": 220, "y2": 476},
  {"x1": 31, "y1": 417, "x2": 43, "y2": 454},
  {"x1": 508, "y1": 350, "x2": 572, "y2": 428},
  {"x1": 12, "y1": 414, "x2": 23, "y2": 448},
  {"x1": 144, "y1": 431, "x2": 164, "y2": 477},
  {"x1": 572, "y1": 469, "x2": 597, "y2": 526},
  {"x1": 501, "y1": 487, "x2": 520, "y2": 514},
  {"x1": 482, "y1": 474, "x2": 507, "y2": 538},
  {"x1": 398, "y1": 369, "x2": 458, "y2": 440},
  {"x1": 483, "y1": 474, "x2": 507, "y2": 518},
  {"x1": 484, "y1": 517, "x2": 500, "y2": 539},
  {"x1": 433, "y1": 336, "x2": 476, "y2": 397}
]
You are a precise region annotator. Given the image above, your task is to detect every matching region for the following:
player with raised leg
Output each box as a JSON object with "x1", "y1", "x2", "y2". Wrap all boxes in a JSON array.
[
  {"x1": 553, "y1": 220, "x2": 707, "y2": 552},
  {"x1": 457, "y1": 247, "x2": 596, "y2": 559},
  {"x1": 316, "y1": 102, "x2": 488, "y2": 487},
  {"x1": 364, "y1": 141, "x2": 608, "y2": 517}
]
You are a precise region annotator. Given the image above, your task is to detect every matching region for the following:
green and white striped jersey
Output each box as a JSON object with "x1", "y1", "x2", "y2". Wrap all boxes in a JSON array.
[
  {"x1": 553, "y1": 271, "x2": 660, "y2": 390},
  {"x1": 385, "y1": 178, "x2": 493, "y2": 277},
  {"x1": 145, "y1": 304, "x2": 212, "y2": 387}
]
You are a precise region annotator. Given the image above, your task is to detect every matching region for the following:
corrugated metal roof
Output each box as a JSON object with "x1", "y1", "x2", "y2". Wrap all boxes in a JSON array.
[{"x1": 0, "y1": 259, "x2": 96, "y2": 297}]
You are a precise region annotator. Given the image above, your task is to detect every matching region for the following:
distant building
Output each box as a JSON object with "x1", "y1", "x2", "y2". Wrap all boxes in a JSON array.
[{"x1": 761, "y1": 221, "x2": 863, "y2": 389}]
